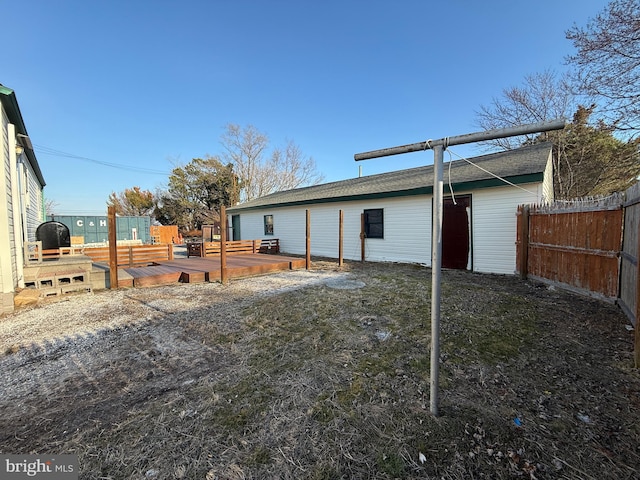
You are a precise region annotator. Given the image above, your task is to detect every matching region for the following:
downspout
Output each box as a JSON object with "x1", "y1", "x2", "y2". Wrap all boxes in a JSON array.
[
  {"x1": 8, "y1": 124, "x2": 25, "y2": 288},
  {"x1": 18, "y1": 160, "x2": 28, "y2": 244},
  {"x1": 41, "y1": 190, "x2": 46, "y2": 222}
]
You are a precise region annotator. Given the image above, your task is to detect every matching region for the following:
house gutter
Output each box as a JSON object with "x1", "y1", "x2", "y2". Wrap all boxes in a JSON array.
[
  {"x1": 226, "y1": 172, "x2": 544, "y2": 213},
  {"x1": 0, "y1": 85, "x2": 46, "y2": 187}
]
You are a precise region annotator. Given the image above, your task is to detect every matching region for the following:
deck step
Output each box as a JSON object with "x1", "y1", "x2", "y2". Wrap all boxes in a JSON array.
[
  {"x1": 124, "y1": 265, "x2": 183, "y2": 287},
  {"x1": 111, "y1": 253, "x2": 307, "y2": 288}
]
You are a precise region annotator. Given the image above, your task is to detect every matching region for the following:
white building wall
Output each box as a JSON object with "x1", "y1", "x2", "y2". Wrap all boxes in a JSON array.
[
  {"x1": 471, "y1": 183, "x2": 543, "y2": 275},
  {"x1": 234, "y1": 180, "x2": 545, "y2": 275},
  {"x1": 355, "y1": 197, "x2": 432, "y2": 264},
  {"x1": 542, "y1": 155, "x2": 554, "y2": 203},
  {"x1": 236, "y1": 196, "x2": 432, "y2": 264},
  {"x1": 0, "y1": 108, "x2": 16, "y2": 312},
  {"x1": 8, "y1": 125, "x2": 24, "y2": 287},
  {"x1": 271, "y1": 208, "x2": 306, "y2": 254},
  {"x1": 24, "y1": 159, "x2": 44, "y2": 241},
  {"x1": 0, "y1": 93, "x2": 46, "y2": 313}
]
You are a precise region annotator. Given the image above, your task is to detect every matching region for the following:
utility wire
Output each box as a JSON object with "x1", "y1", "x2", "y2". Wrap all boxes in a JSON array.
[
  {"x1": 445, "y1": 147, "x2": 539, "y2": 197},
  {"x1": 33, "y1": 144, "x2": 172, "y2": 175}
]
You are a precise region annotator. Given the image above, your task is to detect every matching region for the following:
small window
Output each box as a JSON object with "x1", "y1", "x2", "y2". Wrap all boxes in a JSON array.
[
  {"x1": 264, "y1": 215, "x2": 274, "y2": 235},
  {"x1": 364, "y1": 208, "x2": 383, "y2": 239}
]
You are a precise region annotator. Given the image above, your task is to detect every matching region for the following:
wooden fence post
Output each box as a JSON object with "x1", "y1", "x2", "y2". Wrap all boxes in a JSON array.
[
  {"x1": 338, "y1": 209, "x2": 344, "y2": 267},
  {"x1": 633, "y1": 218, "x2": 640, "y2": 368},
  {"x1": 107, "y1": 206, "x2": 118, "y2": 289},
  {"x1": 519, "y1": 205, "x2": 530, "y2": 279},
  {"x1": 220, "y1": 206, "x2": 228, "y2": 284},
  {"x1": 306, "y1": 209, "x2": 311, "y2": 270},
  {"x1": 360, "y1": 213, "x2": 365, "y2": 262}
]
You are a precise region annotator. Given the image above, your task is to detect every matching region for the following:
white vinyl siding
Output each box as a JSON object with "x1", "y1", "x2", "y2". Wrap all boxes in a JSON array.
[
  {"x1": 269, "y1": 208, "x2": 306, "y2": 254},
  {"x1": 0, "y1": 89, "x2": 47, "y2": 312},
  {"x1": 0, "y1": 107, "x2": 16, "y2": 311},
  {"x1": 542, "y1": 155, "x2": 554, "y2": 203},
  {"x1": 235, "y1": 196, "x2": 433, "y2": 265},
  {"x1": 472, "y1": 183, "x2": 543, "y2": 274},
  {"x1": 358, "y1": 197, "x2": 431, "y2": 264},
  {"x1": 234, "y1": 179, "x2": 546, "y2": 275},
  {"x1": 24, "y1": 160, "x2": 44, "y2": 240}
]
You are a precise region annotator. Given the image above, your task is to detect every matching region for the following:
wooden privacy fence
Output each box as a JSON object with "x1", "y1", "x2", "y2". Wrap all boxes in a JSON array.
[
  {"x1": 517, "y1": 183, "x2": 640, "y2": 322},
  {"x1": 619, "y1": 183, "x2": 640, "y2": 323},
  {"x1": 150, "y1": 225, "x2": 180, "y2": 244},
  {"x1": 517, "y1": 183, "x2": 640, "y2": 366},
  {"x1": 517, "y1": 197, "x2": 624, "y2": 301}
]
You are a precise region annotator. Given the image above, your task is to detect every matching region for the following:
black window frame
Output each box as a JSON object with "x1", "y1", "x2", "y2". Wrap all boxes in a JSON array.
[
  {"x1": 364, "y1": 208, "x2": 384, "y2": 239},
  {"x1": 263, "y1": 214, "x2": 274, "y2": 235}
]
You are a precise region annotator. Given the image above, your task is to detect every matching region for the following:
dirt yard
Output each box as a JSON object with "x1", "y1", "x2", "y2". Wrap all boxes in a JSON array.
[{"x1": 1, "y1": 261, "x2": 639, "y2": 479}]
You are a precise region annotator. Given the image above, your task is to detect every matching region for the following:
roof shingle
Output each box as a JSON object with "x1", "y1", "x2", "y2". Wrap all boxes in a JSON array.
[{"x1": 228, "y1": 142, "x2": 551, "y2": 212}]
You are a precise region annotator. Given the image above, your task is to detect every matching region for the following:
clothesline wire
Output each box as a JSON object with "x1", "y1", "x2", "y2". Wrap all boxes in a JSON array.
[{"x1": 432, "y1": 146, "x2": 539, "y2": 198}]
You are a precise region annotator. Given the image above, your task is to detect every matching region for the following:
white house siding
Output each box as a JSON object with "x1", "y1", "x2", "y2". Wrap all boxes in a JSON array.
[
  {"x1": 356, "y1": 197, "x2": 432, "y2": 264},
  {"x1": 267, "y1": 208, "x2": 306, "y2": 254},
  {"x1": 0, "y1": 108, "x2": 16, "y2": 313},
  {"x1": 24, "y1": 159, "x2": 44, "y2": 240},
  {"x1": 235, "y1": 196, "x2": 433, "y2": 264},
  {"x1": 236, "y1": 206, "x2": 340, "y2": 257},
  {"x1": 230, "y1": 145, "x2": 553, "y2": 276},
  {"x1": 542, "y1": 156, "x2": 554, "y2": 202},
  {"x1": 235, "y1": 181, "x2": 546, "y2": 275},
  {"x1": 471, "y1": 183, "x2": 543, "y2": 274},
  {"x1": 8, "y1": 124, "x2": 23, "y2": 286}
]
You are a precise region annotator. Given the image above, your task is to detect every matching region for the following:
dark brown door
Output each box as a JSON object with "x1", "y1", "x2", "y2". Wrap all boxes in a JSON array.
[{"x1": 442, "y1": 196, "x2": 470, "y2": 269}]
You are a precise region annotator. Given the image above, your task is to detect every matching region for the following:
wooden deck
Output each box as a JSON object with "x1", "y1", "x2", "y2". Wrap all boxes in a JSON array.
[{"x1": 118, "y1": 253, "x2": 307, "y2": 288}]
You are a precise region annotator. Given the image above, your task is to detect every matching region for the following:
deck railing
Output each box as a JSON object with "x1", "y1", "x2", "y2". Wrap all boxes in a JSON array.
[
  {"x1": 24, "y1": 242, "x2": 174, "y2": 268},
  {"x1": 187, "y1": 239, "x2": 280, "y2": 258},
  {"x1": 82, "y1": 244, "x2": 174, "y2": 267},
  {"x1": 24, "y1": 241, "x2": 86, "y2": 264},
  {"x1": 24, "y1": 241, "x2": 174, "y2": 269}
]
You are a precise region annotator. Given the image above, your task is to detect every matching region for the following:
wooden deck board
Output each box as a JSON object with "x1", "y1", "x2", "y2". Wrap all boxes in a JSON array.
[
  {"x1": 122, "y1": 265, "x2": 183, "y2": 287},
  {"x1": 118, "y1": 253, "x2": 306, "y2": 287}
]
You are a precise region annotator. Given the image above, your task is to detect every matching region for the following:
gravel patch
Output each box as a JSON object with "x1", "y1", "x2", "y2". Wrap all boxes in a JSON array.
[{"x1": 0, "y1": 269, "x2": 349, "y2": 351}]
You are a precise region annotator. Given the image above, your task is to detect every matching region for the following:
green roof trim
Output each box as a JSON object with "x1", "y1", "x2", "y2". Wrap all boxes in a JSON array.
[
  {"x1": 228, "y1": 172, "x2": 545, "y2": 212},
  {"x1": 227, "y1": 143, "x2": 551, "y2": 213},
  {"x1": 0, "y1": 84, "x2": 46, "y2": 187},
  {"x1": 445, "y1": 172, "x2": 544, "y2": 193}
]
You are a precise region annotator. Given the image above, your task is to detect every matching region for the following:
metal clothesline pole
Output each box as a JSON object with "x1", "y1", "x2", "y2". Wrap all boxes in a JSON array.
[
  {"x1": 430, "y1": 144, "x2": 444, "y2": 415},
  {"x1": 354, "y1": 119, "x2": 566, "y2": 416}
]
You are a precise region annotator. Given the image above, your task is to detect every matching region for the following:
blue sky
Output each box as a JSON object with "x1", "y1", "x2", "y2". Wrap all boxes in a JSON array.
[{"x1": 2, "y1": 0, "x2": 609, "y2": 215}]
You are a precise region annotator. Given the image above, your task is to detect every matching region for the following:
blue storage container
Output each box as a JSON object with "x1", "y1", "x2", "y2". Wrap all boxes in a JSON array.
[{"x1": 47, "y1": 215, "x2": 151, "y2": 244}]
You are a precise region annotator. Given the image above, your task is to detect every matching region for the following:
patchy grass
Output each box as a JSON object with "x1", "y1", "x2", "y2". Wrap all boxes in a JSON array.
[{"x1": 1, "y1": 261, "x2": 639, "y2": 479}]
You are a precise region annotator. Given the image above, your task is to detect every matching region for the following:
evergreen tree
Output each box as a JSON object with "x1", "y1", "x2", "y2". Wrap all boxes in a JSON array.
[{"x1": 154, "y1": 156, "x2": 239, "y2": 231}]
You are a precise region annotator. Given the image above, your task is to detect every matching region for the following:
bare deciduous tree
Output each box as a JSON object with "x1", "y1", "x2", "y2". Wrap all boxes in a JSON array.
[
  {"x1": 220, "y1": 124, "x2": 269, "y2": 202},
  {"x1": 475, "y1": 70, "x2": 573, "y2": 150},
  {"x1": 566, "y1": 0, "x2": 640, "y2": 134},
  {"x1": 44, "y1": 199, "x2": 59, "y2": 217},
  {"x1": 221, "y1": 124, "x2": 325, "y2": 202},
  {"x1": 475, "y1": 72, "x2": 640, "y2": 199}
]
